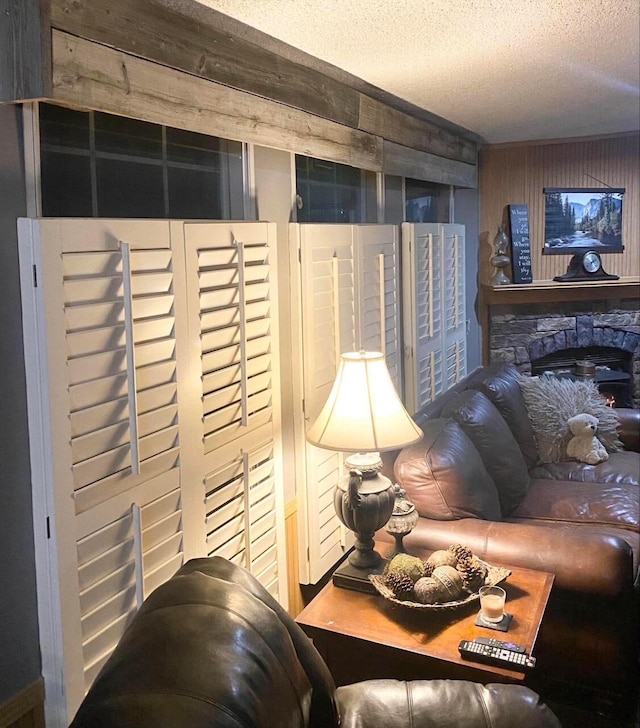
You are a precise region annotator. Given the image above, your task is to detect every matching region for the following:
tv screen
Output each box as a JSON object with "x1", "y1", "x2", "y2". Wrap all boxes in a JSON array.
[{"x1": 543, "y1": 187, "x2": 625, "y2": 255}]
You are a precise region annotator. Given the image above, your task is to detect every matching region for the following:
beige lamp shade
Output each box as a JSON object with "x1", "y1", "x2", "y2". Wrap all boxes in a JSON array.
[{"x1": 306, "y1": 351, "x2": 423, "y2": 453}]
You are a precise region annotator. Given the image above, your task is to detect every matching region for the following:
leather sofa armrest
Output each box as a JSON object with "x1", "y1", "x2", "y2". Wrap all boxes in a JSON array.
[
  {"x1": 616, "y1": 407, "x2": 640, "y2": 452},
  {"x1": 335, "y1": 679, "x2": 561, "y2": 728},
  {"x1": 400, "y1": 518, "x2": 634, "y2": 599}
]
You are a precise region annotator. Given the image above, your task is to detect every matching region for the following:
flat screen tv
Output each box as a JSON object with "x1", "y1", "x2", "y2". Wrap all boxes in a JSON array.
[{"x1": 542, "y1": 187, "x2": 625, "y2": 255}]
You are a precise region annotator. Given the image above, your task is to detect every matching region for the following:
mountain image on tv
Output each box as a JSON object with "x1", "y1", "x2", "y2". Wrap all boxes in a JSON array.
[{"x1": 543, "y1": 188, "x2": 624, "y2": 252}]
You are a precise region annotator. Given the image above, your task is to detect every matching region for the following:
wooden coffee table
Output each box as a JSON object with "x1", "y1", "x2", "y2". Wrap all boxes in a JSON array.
[{"x1": 296, "y1": 556, "x2": 553, "y2": 686}]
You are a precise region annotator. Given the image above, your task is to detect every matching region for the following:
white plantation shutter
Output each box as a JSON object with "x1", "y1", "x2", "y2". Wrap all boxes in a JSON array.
[
  {"x1": 19, "y1": 218, "x2": 285, "y2": 727},
  {"x1": 180, "y1": 221, "x2": 286, "y2": 599},
  {"x1": 19, "y1": 218, "x2": 185, "y2": 722},
  {"x1": 402, "y1": 223, "x2": 467, "y2": 412},
  {"x1": 292, "y1": 224, "x2": 355, "y2": 583},
  {"x1": 291, "y1": 223, "x2": 401, "y2": 583}
]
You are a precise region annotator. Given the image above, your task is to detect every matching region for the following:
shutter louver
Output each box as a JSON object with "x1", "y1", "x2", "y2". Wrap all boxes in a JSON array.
[
  {"x1": 141, "y1": 487, "x2": 185, "y2": 594},
  {"x1": 77, "y1": 483, "x2": 184, "y2": 691},
  {"x1": 445, "y1": 339, "x2": 466, "y2": 389},
  {"x1": 403, "y1": 223, "x2": 467, "y2": 411},
  {"x1": 301, "y1": 227, "x2": 356, "y2": 415},
  {"x1": 77, "y1": 512, "x2": 139, "y2": 689},
  {"x1": 188, "y1": 232, "x2": 275, "y2": 453},
  {"x1": 356, "y1": 226, "x2": 402, "y2": 389},
  {"x1": 443, "y1": 225, "x2": 467, "y2": 388},
  {"x1": 314, "y1": 447, "x2": 343, "y2": 558},
  {"x1": 418, "y1": 349, "x2": 443, "y2": 408},
  {"x1": 204, "y1": 430, "x2": 281, "y2": 598},
  {"x1": 402, "y1": 224, "x2": 444, "y2": 411},
  {"x1": 65, "y1": 246, "x2": 180, "y2": 514}
]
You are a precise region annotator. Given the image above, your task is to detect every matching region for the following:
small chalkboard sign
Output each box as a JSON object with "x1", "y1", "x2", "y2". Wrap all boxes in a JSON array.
[{"x1": 508, "y1": 204, "x2": 533, "y2": 283}]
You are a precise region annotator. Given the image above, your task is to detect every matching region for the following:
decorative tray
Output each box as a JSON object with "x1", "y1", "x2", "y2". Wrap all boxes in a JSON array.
[{"x1": 369, "y1": 559, "x2": 511, "y2": 611}]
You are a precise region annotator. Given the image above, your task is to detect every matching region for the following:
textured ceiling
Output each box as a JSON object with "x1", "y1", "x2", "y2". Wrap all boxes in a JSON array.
[{"x1": 198, "y1": 0, "x2": 640, "y2": 144}]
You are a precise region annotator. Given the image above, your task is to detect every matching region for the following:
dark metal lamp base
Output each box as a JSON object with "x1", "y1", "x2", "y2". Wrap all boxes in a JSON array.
[{"x1": 332, "y1": 558, "x2": 387, "y2": 594}]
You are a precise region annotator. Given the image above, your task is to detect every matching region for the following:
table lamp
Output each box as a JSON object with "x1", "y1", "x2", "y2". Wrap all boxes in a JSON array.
[{"x1": 306, "y1": 350, "x2": 423, "y2": 591}]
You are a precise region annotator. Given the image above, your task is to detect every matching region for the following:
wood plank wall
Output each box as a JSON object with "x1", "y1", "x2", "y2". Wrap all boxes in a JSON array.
[
  {"x1": 0, "y1": 0, "x2": 50, "y2": 101},
  {"x1": 479, "y1": 133, "x2": 640, "y2": 283},
  {"x1": 1, "y1": 0, "x2": 478, "y2": 186},
  {"x1": 0, "y1": 679, "x2": 44, "y2": 728},
  {"x1": 47, "y1": 0, "x2": 477, "y2": 164},
  {"x1": 284, "y1": 498, "x2": 305, "y2": 618}
]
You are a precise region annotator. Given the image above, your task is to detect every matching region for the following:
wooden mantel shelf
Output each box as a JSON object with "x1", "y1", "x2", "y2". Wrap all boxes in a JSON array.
[
  {"x1": 480, "y1": 277, "x2": 640, "y2": 306},
  {"x1": 479, "y1": 277, "x2": 640, "y2": 364}
]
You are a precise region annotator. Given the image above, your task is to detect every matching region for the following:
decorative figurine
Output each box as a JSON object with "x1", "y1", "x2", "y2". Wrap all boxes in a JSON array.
[
  {"x1": 490, "y1": 224, "x2": 511, "y2": 285},
  {"x1": 384, "y1": 485, "x2": 419, "y2": 557}
]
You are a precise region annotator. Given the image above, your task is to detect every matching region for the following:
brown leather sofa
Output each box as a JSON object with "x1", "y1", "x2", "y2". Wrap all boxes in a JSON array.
[
  {"x1": 379, "y1": 363, "x2": 639, "y2": 710},
  {"x1": 70, "y1": 557, "x2": 561, "y2": 728}
]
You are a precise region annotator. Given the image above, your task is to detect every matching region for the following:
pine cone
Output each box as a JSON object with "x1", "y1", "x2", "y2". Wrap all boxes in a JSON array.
[
  {"x1": 448, "y1": 543, "x2": 473, "y2": 563},
  {"x1": 384, "y1": 572, "x2": 415, "y2": 599},
  {"x1": 457, "y1": 557, "x2": 488, "y2": 593},
  {"x1": 422, "y1": 561, "x2": 435, "y2": 577}
]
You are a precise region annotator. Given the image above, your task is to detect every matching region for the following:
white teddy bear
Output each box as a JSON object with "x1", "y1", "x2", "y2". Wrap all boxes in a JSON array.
[{"x1": 566, "y1": 413, "x2": 609, "y2": 465}]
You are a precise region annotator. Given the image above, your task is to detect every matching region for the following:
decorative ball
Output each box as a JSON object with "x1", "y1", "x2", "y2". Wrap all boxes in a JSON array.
[
  {"x1": 426, "y1": 549, "x2": 458, "y2": 569},
  {"x1": 432, "y1": 565, "x2": 463, "y2": 600},
  {"x1": 384, "y1": 553, "x2": 425, "y2": 583},
  {"x1": 414, "y1": 577, "x2": 446, "y2": 604}
]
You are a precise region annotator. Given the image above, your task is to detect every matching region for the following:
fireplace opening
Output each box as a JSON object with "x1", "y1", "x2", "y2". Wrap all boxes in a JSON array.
[{"x1": 530, "y1": 346, "x2": 633, "y2": 408}]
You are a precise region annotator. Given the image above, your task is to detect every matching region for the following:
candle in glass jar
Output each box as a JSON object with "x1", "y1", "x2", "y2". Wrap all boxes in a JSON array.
[
  {"x1": 481, "y1": 595, "x2": 504, "y2": 620},
  {"x1": 479, "y1": 585, "x2": 506, "y2": 623}
]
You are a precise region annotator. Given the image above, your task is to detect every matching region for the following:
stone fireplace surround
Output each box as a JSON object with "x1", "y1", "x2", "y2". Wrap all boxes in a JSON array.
[{"x1": 488, "y1": 299, "x2": 640, "y2": 407}]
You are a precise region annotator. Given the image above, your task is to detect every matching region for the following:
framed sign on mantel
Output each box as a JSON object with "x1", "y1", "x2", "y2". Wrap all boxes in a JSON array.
[{"x1": 508, "y1": 204, "x2": 533, "y2": 283}]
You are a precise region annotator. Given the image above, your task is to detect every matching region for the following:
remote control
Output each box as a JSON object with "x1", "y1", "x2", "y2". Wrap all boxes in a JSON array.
[
  {"x1": 458, "y1": 640, "x2": 536, "y2": 670},
  {"x1": 473, "y1": 636, "x2": 526, "y2": 653}
]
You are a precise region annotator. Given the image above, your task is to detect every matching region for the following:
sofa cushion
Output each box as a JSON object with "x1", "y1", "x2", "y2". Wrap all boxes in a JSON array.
[
  {"x1": 442, "y1": 389, "x2": 530, "y2": 516},
  {"x1": 510, "y1": 479, "x2": 640, "y2": 532},
  {"x1": 529, "y1": 451, "x2": 640, "y2": 486},
  {"x1": 518, "y1": 374, "x2": 622, "y2": 463},
  {"x1": 502, "y1": 519, "x2": 639, "y2": 589},
  {"x1": 335, "y1": 680, "x2": 563, "y2": 728},
  {"x1": 394, "y1": 418, "x2": 502, "y2": 522},
  {"x1": 469, "y1": 364, "x2": 538, "y2": 467}
]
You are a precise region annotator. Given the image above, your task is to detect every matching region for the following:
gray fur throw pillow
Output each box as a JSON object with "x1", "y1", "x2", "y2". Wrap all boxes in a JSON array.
[{"x1": 518, "y1": 374, "x2": 622, "y2": 463}]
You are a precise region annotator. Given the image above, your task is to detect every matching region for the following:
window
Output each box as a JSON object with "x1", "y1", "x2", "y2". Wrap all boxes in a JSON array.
[
  {"x1": 384, "y1": 174, "x2": 404, "y2": 224},
  {"x1": 39, "y1": 103, "x2": 243, "y2": 219},
  {"x1": 405, "y1": 178, "x2": 451, "y2": 223},
  {"x1": 295, "y1": 155, "x2": 377, "y2": 223}
]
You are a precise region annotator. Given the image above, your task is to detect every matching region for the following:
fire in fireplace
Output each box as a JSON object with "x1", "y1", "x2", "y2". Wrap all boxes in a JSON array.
[{"x1": 530, "y1": 346, "x2": 633, "y2": 408}]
